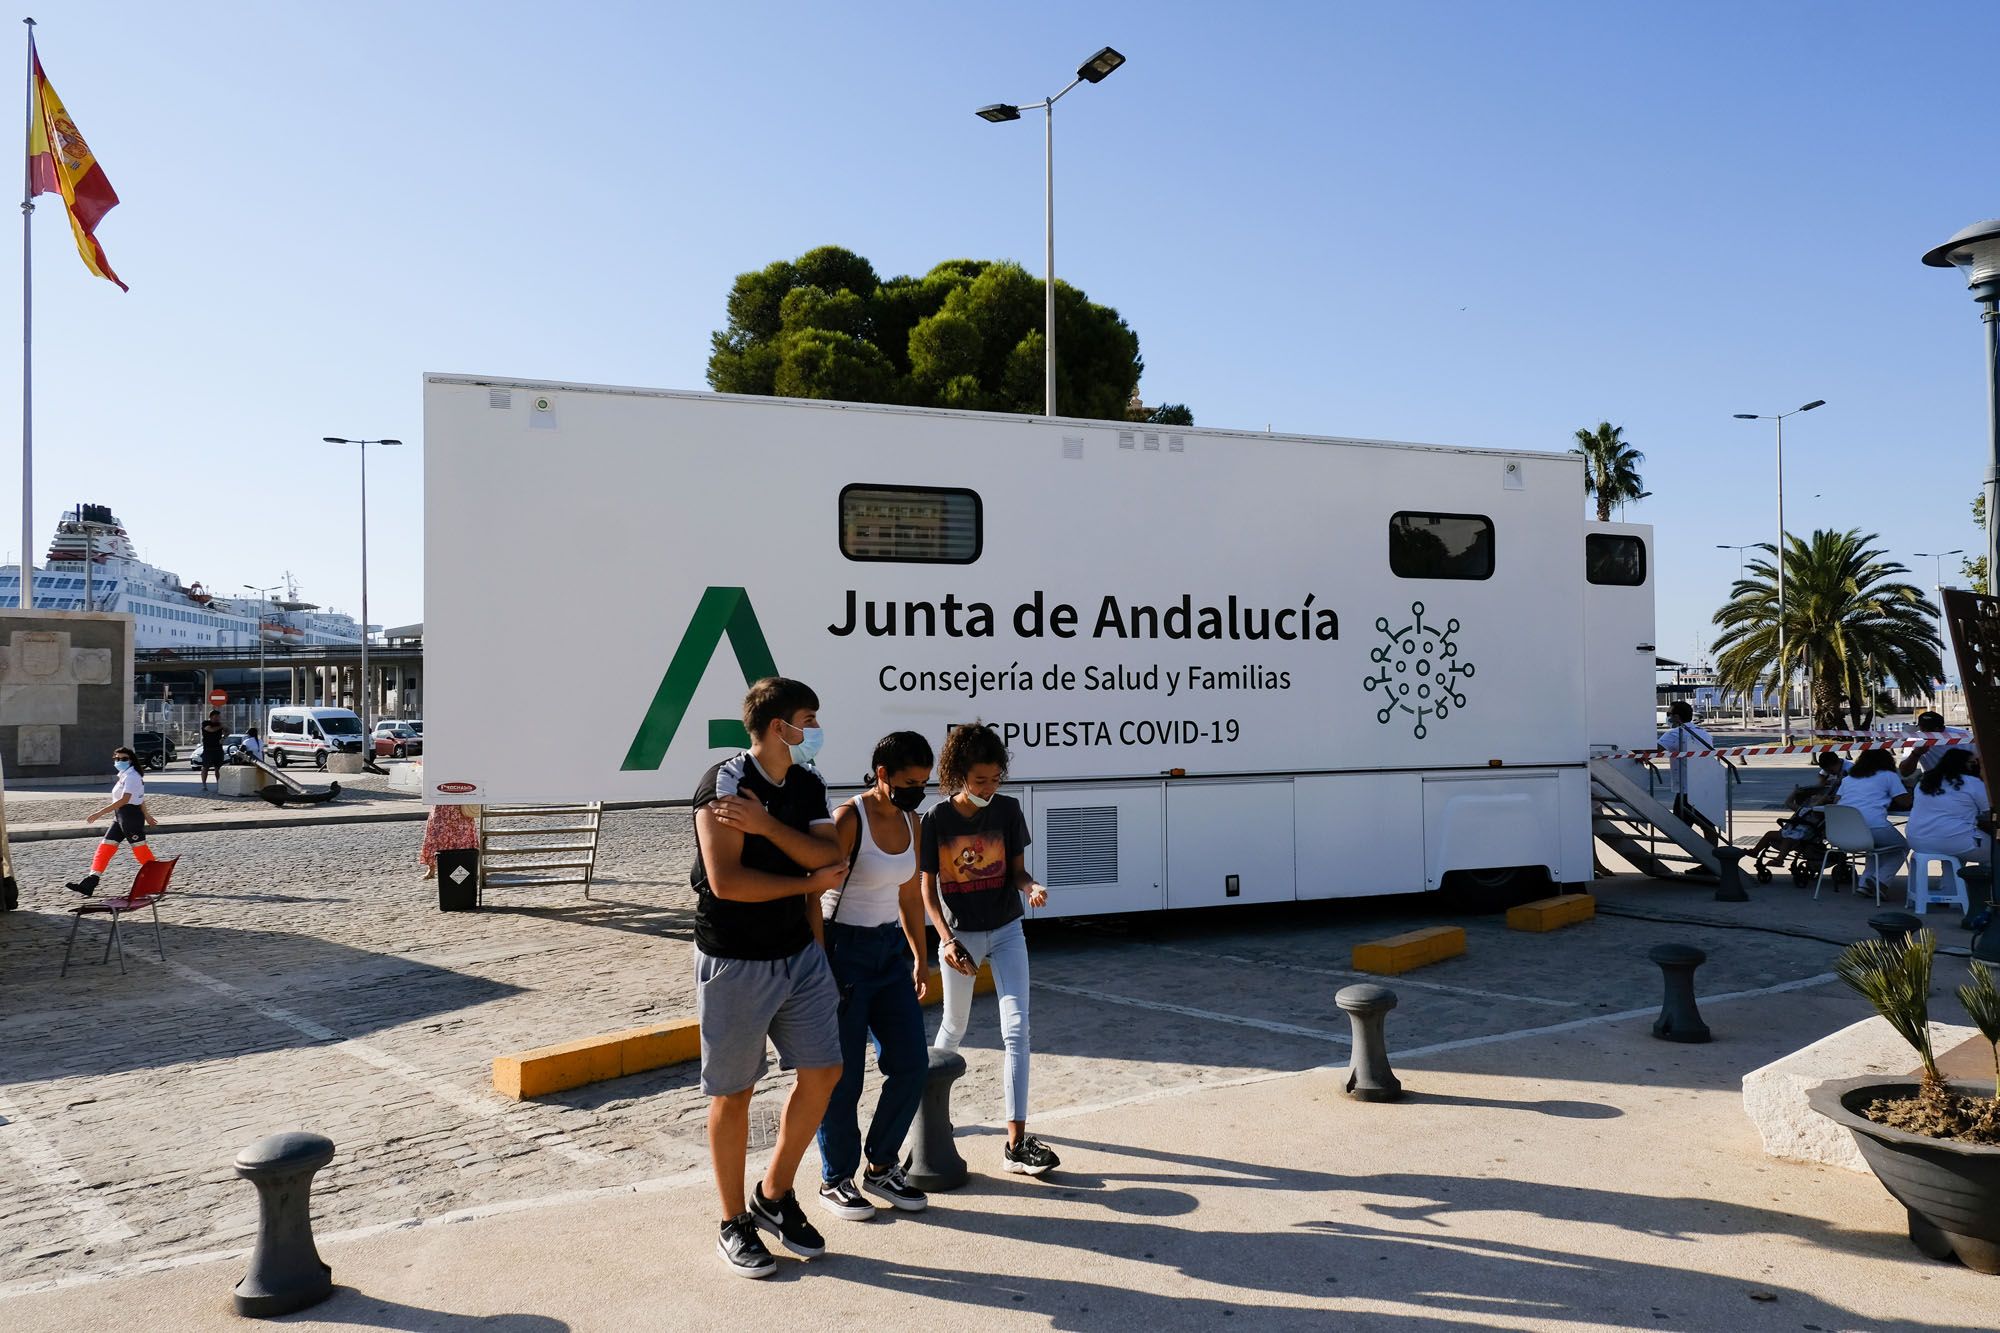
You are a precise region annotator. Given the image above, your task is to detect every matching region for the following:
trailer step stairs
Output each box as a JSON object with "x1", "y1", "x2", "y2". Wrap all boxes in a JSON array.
[
  {"x1": 477, "y1": 803, "x2": 604, "y2": 902},
  {"x1": 1589, "y1": 759, "x2": 1720, "y2": 880}
]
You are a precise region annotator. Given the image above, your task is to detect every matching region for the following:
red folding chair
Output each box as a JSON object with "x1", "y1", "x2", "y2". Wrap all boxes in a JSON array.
[{"x1": 60, "y1": 857, "x2": 179, "y2": 978}]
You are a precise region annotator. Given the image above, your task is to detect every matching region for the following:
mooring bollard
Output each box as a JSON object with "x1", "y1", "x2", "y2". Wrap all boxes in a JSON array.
[
  {"x1": 1713, "y1": 846, "x2": 1749, "y2": 903},
  {"x1": 1647, "y1": 944, "x2": 1711, "y2": 1043},
  {"x1": 1336, "y1": 983, "x2": 1403, "y2": 1102},
  {"x1": 232, "y1": 1132, "x2": 335, "y2": 1318},
  {"x1": 1867, "y1": 910, "x2": 1924, "y2": 944},
  {"x1": 903, "y1": 1048, "x2": 968, "y2": 1191}
]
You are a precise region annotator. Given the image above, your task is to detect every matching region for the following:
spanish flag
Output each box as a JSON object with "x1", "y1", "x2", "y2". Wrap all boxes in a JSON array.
[{"x1": 27, "y1": 41, "x2": 125, "y2": 292}]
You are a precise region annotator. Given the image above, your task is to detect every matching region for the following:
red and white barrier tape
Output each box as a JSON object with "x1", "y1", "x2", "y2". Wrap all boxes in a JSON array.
[{"x1": 1596, "y1": 736, "x2": 1977, "y2": 762}]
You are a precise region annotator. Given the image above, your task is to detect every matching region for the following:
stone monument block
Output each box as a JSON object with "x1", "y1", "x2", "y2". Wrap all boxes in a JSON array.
[{"x1": 18, "y1": 724, "x2": 60, "y2": 766}]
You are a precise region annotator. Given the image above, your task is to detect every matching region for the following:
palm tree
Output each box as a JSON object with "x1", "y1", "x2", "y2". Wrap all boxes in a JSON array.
[
  {"x1": 1711, "y1": 529, "x2": 1942, "y2": 732},
  {"x1": 1572, "y1": 422, "x2": 1645, "y2": 522}
]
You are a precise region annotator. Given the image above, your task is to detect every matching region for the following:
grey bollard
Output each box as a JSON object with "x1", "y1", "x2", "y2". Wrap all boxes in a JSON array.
[
  {"x1": 1336, "y1": 984, "x2": 1403, "y2": 1102},
  {"x1": 1647, "y1": 944, "x2": 1711, "y2": 1043},
  {"x1": 1713, "y1": 846, "x2": 1749, "y2": 903},
  {"x1": 903, "y1": 1048, "x2": 968, "y2": 1191},
  {"x1": 1867, "y1": 911, "x2": 1923, "y2": 944},
  {"x1": 232, "y1": 1132, "x2": 335, "y2": 1318}
]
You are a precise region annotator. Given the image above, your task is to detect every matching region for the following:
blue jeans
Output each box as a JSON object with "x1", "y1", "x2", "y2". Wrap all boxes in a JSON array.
[
  {"x1": 815, "y1": 921, "x2": 928, "y2": 1182},
  {"x1": 933, "y1": 918, "x2": 1031, "y2": 1123}
]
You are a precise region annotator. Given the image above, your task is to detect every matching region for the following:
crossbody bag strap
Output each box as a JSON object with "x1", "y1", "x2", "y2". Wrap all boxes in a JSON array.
[{"x1": 829, "y1": 794, "x2": 865, "y2": 927}]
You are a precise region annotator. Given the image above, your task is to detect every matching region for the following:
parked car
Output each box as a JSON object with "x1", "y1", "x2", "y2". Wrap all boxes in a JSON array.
[
  {"x1": 188, "y1": 734, "x2": 250, "y2": 768},
  {"x1": 130, "y1": 731, "x2": 174, "y2": 771},
  {"x1": 372, "y1": 721, "x2": 423, "y2": 758}
]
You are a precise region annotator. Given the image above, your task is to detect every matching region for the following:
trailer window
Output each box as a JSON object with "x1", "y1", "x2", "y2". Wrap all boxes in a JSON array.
[
  {"x1": 1586, "y1": 533, "x2": 1646, "y2": 586},
  {"x1": 1389, "y1": 512, "x2": 1493, "y2": 580},
  {"x1": 840, "y1": 485, "x2": 982, "y2": 563}
]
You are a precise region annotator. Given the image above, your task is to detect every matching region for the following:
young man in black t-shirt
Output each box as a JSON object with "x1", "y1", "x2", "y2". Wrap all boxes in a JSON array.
[{"x1": 692, "y1": 677, "x2": 847, "y2": 1278}]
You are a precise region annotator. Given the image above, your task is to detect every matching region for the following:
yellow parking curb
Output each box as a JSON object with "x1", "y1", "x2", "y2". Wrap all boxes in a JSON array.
[
  {"x1": 1351, "y1": 925, "x2": 1466, "y2": 975},
  {"x1": 493, "y1": 963, "x2": 994, "y2": 1100}
]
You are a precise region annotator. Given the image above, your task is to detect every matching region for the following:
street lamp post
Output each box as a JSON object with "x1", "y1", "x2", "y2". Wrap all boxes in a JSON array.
[
  {"x1": 1913, "y1": 550, "x2": 1963, "y2": 705},
  {"x1": 976, "y1": 45, "x2": 1125, "y2": 417},
  {"x1": 1733, "y1": 400, "x2": 1826, "y2": 743},
  {"x1": 1717, "y1": 542, "x2": 1757, "y2": 724},
  {"x1": 244, "y1": 582, "x2": 280, "y2": 740},
  {"x1": 321, "y1": 436, "x2": 401, "y2": 747},
  {"x1": 1924, "y1": 220, "x2": 2000, "y2": 599}
]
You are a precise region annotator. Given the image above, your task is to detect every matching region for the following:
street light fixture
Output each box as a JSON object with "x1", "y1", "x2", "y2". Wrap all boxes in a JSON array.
[
  {"x1": 321, "y1": 436, "x2": 401, "y2": 746},
  {"x1": 974, "y1": 44, "x2": 1126, "y2": 417},
  {"x1": 1733, "y1": 399, "x2": 1825, "y2": 742},
  {"x1": 1923, "y1": 219, "x2": 2000, "y2": 600}
]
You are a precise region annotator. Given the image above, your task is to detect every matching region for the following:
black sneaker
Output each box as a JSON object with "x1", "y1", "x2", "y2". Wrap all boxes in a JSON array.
[
  {"x1": 816, "y1": 1177, "x2": 876, "y2": 1221},
  {"x1": 66, "y1": 874, "x2": 98, "y2": 898},
  {"x1": 1003, "y1": 1135, "x2": 1061, "y2": 1176},
  {"x1": 716, "y1": 1213, "x2": 776, "y2": 1279},
  {"x1": 862, "y1": 1163, "x2": 928, "y2": 1212},
  {"x1": 750, "y1": 1183, "x2": 826, "y2": 1258}
]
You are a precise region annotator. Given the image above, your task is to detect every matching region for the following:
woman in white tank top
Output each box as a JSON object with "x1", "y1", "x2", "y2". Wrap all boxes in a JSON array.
[{"x1": 812, "y1": 731, "x2": 935, "y2": 1221}]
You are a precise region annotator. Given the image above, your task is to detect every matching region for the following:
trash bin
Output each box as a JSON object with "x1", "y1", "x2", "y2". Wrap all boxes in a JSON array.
[{"x1": 436, "y1": 848, "x2": 479, "y2": 912}]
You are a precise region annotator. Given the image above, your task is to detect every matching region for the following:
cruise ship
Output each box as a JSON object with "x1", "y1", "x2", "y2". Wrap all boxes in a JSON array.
[{"x1": 0, "y1": 504, "x2": 371, "y2": 650}]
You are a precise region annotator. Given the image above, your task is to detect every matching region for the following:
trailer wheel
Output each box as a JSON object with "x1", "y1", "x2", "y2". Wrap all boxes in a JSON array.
[{"x1": 1441, "y1": 866, "x2": 1544, "y2": 912}]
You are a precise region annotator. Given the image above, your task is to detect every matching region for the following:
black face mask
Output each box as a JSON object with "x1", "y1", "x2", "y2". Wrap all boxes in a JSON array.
[{"x1": 889, "y1": 784, "x2": 926, "y2": 812}]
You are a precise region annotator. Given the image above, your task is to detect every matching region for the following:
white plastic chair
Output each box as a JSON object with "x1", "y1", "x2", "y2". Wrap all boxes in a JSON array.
[
  {"x1": 1907, "y1": 853, "x2": 1970, "y2": 916},
  {"x1": 1815, "y1": 804, "x2": 1885, "y2": 903}
]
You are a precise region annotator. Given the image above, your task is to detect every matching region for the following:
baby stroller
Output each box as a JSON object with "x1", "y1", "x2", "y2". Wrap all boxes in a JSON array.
[{"x1": 1749, "y1": 804, "x2": 1832, "y2": 887}]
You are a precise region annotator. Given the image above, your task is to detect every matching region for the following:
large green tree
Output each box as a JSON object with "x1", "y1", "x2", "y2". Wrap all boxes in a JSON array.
[
  {"x1": 1571, "y1": 422, "x2": 1646, "y2": 521},
  {"x1": 1711, "y1": 528, "x2": 1943, "y2": 731},
  {"x1": 706, "y1": 245, "x2": 1161, "y2": 421}
]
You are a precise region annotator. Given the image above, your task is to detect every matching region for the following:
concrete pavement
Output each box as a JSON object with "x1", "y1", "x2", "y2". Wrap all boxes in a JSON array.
[{"x1": 2, "y1": 970, "x2": 1988, "y2": 1331}]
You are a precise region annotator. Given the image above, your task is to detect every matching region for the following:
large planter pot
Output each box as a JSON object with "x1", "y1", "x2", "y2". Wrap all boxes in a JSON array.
[{"x1": 1808, "y1": 1076, "x2": 2000, "y2": 1274}]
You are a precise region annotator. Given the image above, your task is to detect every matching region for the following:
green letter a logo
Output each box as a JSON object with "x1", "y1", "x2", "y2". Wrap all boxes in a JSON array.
[{"x1": 621, "y1": 587, "x2": 778, "y2": 771}]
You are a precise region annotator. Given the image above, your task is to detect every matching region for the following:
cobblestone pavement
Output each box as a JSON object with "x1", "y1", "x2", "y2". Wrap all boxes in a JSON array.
[
  {"x1": 0, "y1": 807, "x2": 1914, "y2": 1293},
  {"x1": 4, "y1": 767, "x2": 417, "y2": 830}
]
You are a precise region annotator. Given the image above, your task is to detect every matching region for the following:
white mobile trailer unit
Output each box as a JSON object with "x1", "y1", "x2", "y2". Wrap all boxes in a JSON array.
[{"x1": 424, "y1": 376, "x2": 1655, "y2": 918}]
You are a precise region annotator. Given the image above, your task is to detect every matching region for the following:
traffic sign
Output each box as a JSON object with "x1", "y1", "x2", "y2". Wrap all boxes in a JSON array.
[{"x1": 208, "y1": 689, "x2": 227, "y2": 707}]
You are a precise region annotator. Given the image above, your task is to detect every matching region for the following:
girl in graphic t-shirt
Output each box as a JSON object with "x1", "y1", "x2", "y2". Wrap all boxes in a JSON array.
[
  {"x1": 921, "y1": 722, "x2": 1059, "y2": 1177},
  {"x1": 66, "y1": 746, "x2": 159, "y2": 896}
]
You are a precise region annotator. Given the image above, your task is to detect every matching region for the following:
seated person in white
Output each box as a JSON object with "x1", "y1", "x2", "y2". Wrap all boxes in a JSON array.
[
  {"x1": 1905, "y1": 748, "x2": 1990, "y2": 868},
  {"x1": 1898, "y1": 710, "x2": 1971, "y2": 782},
  {"x1": 1833, "y1": 747, "x2": 1912, "y2": 894}
]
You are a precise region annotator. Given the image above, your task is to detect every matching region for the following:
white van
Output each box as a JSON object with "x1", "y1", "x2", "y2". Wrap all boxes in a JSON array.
[{"x1": 267, "y1": 706, "x2": 368, "y2": 768}]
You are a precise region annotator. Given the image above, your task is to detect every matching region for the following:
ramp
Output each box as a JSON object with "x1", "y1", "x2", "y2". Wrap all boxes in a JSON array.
[
  {"x1": 1589, "y1": 758, "x2": 1720, "y2": 879},
  {"x1": 478, "y1": 803, "x2": 605, "y2": 902}
]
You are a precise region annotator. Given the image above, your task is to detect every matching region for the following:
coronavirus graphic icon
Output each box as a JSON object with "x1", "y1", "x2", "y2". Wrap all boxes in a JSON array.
[{"x1": 1363, "y1": 601, "x2": 1474, "y2": 740}]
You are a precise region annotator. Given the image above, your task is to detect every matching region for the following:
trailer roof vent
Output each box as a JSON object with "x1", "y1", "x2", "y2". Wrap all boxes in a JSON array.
[
  {"x1": 1118, "y1": 431, "x2": 1137, "y2": 451},
  {"x1": 1143, "y1": 432, "x2": 1161, "y2": 451},
  {"x1": 488, "y1": 387, "x2": 512, "y2": 409},
  {"x1": 1062, "y1": 436, "x2": 1085, "y2": 460},
  {"x1": 1045, "y1": 805, "x2": 1119, "y2": 887},
  {"x1": 1168, "y1": 433, "x2": 1186, "y2": 453}
]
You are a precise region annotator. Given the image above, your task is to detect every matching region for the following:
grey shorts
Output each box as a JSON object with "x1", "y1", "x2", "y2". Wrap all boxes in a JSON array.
[{"x1": 695, "y1": 942, "x2": 842, "y2": 1097}]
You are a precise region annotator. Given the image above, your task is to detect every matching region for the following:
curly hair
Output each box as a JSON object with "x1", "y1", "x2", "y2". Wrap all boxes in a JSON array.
[{"x1": 938, "y1": 721, "x2": 1008, "y2": 794}]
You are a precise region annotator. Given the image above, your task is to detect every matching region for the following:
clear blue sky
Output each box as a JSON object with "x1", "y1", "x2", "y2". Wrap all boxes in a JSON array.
[{"x1": 1, "y1": 1, "x2": 1992, "y2": 666}]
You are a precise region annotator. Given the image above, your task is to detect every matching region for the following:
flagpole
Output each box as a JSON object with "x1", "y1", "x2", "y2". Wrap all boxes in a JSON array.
[{"x1": 18, "y1": 16, "x2": 32, "y2": 610}]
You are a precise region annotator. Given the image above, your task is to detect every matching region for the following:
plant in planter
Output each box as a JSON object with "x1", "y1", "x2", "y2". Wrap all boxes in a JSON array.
[
  {"x1": 1810, "y1": 930, "x2": 2000, "y2": 1273},
  {"x1": 1960, "y1": 962, "x2": 2000, "y2": 1135}
]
